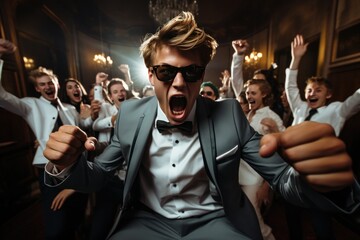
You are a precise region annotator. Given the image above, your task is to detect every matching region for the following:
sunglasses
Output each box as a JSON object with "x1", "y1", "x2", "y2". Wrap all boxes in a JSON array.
[
  {"x1": 150, "y1": 64, "x2": 205, "y2": 83},
  {"x1": 200, "y1": 91, "x2": 214, "y2": 97}
]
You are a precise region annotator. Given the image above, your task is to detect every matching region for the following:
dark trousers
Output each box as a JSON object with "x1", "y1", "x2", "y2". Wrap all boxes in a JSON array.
[
  {"x1": 88, "y1": 176, "x2": 123, "y2": 240},
  {"x1": 110, "y1": 207, "x2": 252, "y2": 240},
  {"x1": 38, "y1": 169, "x2": 88, "y2": 240},
  {"x1": 310, "y1": 210, "x2": 335, "y2": 240}
]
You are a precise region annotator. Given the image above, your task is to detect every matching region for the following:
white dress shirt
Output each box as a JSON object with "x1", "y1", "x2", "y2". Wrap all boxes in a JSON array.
[
  {"x1": 92, "y1": 101, "x2": 118, "y2": 142},
  {"x1": 285, "y1": 69, "x2": 360, "y2": 136},
  {"x1": 231, "y1": 53, "x2": 245, "y2": 98},
  {"x1": 139, "y1": 103, "x2": 222, "y2": 219},
  {"x1": 239, "y1": 106, "x2": 285, "y2": 186},
  {"x1": 0, "y1": 59, "x2": 91, "y2": 166}
]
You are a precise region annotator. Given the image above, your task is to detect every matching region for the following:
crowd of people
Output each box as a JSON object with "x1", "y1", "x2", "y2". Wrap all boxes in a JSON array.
[{"x1": 0, "y1": 11, "x2": 360, "y2": 240}]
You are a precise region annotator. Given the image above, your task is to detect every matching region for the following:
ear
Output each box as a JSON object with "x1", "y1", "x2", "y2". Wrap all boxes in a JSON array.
[
  {"x1": 326, "y1": 91, "x2": 332, "y2": 99},
  {"x1": 35, "y1": 86, "x2": 41, "y2": 93}
]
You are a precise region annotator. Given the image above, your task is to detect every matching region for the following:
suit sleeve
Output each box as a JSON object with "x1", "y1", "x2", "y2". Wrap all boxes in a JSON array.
[{"x1": 234, "y1": 100, "x2": 360, "y2": 213}]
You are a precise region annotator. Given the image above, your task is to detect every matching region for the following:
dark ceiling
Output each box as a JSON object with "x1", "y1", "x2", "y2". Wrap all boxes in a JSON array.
[{"x1": 48, "y1": 0, "x2": 288, "y2": 46}]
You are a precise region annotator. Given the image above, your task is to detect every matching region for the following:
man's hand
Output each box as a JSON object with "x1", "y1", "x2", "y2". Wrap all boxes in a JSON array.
[
  {"x1": 290, "y1": 34, "x2": 309, "y2": 70},
  {"x1": 118, "y1": 64, "x2": 130, "y2": 74},
  {"x1": 260, "y1": 121, "x2": 354, "y2": 192},
  {"x1": 90, "y1": 100, "x2": 101, "y2": 120},
  {"x1": 232, "y1": 39, "x2": 249, "y2": 55},
  {"x1": 43, "y1": 125, "x2": 97, "y2": 170},
  {"x1": 95, "y1": 72, "x2": 109, "y2": 86},
  {"x1": 260, "y1": 118, "x2": 279, "y2": 134},
  {"x1": 51, "y1": 189, "x2": 76, "y2": 211},
  {"x1": 0, "y1": 39, "x2": 17, "y2": 57}
]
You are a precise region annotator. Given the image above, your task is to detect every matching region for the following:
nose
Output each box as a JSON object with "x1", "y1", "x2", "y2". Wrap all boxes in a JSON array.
[{"x1": 172, "y1": 72, "x2": 186, "y2": 89}]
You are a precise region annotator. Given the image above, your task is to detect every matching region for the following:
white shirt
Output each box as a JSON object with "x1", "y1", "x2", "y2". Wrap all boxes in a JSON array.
[
  {"x1": 0, "y1": 60, "x2": 91, "y2": 166},
  {"x1": 231, "y1": 53, "x2": 245, "y2": 98},
  {"x1": 285, "y1": 69, "x2": 360, "y2": 136},
  {"x1": 239, "y1": 106, "x2": 285, "y2": 185},
  {"x1": 139, "y1": 103, "x2": 222, "y2": 219},
  {"x1": 92, "y1": 102, "x2": 118, "y2": 142}
]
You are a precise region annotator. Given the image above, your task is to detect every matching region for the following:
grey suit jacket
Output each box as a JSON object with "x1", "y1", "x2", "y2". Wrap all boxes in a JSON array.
[{"x1": 46, "y1": 96, "x2": 360, "y2": 239}]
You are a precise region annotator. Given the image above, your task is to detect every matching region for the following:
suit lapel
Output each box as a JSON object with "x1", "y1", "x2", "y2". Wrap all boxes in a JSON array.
[
  {"x1": 123, "y1": 97, "x2": 158, "y2": 200},
  {"x1": 196, "y1": 97, "x2": 219, "y2": 188},
  {"x1": 57, "y1": 100, "x2": 76, "y2": 125}
]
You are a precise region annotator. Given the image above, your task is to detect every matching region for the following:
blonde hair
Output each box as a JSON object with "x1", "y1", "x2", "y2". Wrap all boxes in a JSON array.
[
  {"x1": 139, "y1": 12, "x2": 218, "y2": 68},
  {"x1": 28, "y1": 66, "x2": 58, "y2": 85}
]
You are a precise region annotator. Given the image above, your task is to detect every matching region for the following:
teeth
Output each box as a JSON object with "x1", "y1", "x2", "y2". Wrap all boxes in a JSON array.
[{"x1": 173, "y1": 110, "x2": 183, "y2": 115}]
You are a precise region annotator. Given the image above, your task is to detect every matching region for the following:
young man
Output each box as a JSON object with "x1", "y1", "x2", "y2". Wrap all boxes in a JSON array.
[
  {"x1": 286, "y1": 34, "x2": 360, "y2": 136},
  {"x1": 286, "y1": 34, "x2": 360, "y2": 240},
  {"x1": 199, "y1": 81, "x2": 219, "y2": 101},
  {"x1": 0, "y1": 39, "x2": 95, "y2": 239},
  {"x1": 43, "y1": 13, "x2": 359, "y2": 240}
]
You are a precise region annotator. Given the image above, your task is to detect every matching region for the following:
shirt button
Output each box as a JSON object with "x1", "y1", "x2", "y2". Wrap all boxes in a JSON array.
[
  {"x1": 52, "y1": 117, "x2": 56, "y2": 119},
  {"x1": 175, "y1": 140, "x2": 179, "y2": 144},
  {"x1": 172, "y1": 164, "x2": 176, "y2": 167},
  {"x1": 178, "y1": 210, "x2": 185, "y2": 213},
  {"x1": 173, "y1": 183, "x2": 177, "y2": 188}
]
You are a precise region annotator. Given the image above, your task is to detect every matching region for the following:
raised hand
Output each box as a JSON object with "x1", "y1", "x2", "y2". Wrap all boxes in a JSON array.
[
  {"x1": 259, "y1": 121, "x2": 354, "y2": 192},
  {"x1": 96, "y1": 72, "x2": 109, "y2": 86},
  {"x1": 232, "y1": 39, "x2": 249, "y2": 55},
  {"x1": 0, "y1": 39, "x2": 17, "y2": 57},
  {"x1": 290, "y1": 34, "x2": 309, "y2": 70},
  {"x1": 118, "y1": 64, "x2": 130, "y2": 74}
]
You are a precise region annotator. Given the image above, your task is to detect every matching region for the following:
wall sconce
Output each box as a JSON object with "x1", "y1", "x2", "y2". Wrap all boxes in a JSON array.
[{"x1": 23, "y1": 57, "x2": 35, "y2": 70}]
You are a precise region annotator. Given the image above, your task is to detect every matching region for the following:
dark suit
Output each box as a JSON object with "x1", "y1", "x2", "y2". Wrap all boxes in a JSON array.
[{"x1": 46, "y1": 96, "x2": 360, "y2": 239}]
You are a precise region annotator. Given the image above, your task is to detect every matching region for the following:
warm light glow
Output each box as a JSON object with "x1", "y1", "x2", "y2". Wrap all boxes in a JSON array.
[
  {"x1": 149, "y1": 0, "x2": 199, "y2": 25},
  {"x1": 93, "y1": 52, "x2": 113, "y2": 68},
  {"x1": 245, "y1": 48, "x2": 263, "y2": 67},
  {"x1": 23, "y1": 56, "x2": 35, "y2": 69}
]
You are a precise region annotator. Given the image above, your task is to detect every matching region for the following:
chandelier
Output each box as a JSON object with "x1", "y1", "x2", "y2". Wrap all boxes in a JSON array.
[
  {"x1": 149, "y1": 0, "x2": 199, "y2": 25},
  {"x1": 93, "y1": 12, "x2": 113, "y2": 69},
  {"x1": 245, "y1": 48, "x2": 263, "y2": 67},
  {"x1": 23, "y1": 56, "x2": 35, "y2": 70},
  {"x1": 93, "y1": 53, "x2": 113, "y2": 68}
]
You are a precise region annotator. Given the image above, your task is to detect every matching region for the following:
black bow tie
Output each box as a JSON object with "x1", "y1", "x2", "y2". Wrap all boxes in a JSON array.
[{"x1": 156, "y1": 120, "x2": 193, "y2": 134}]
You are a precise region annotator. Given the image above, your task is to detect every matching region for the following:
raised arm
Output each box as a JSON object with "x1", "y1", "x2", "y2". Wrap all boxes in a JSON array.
[
  {"x1": 289, "y1": 34, "x2": 308, "y2": 70},
  {"x1": 285, "y1": 35, "x2": 309, "y2": 116},
  {"x1": 231, "y1": 39, "x2": 249, "y2": 97},
  {"x1": 0, "y1": 39, "x2": 17, "y2": 58},
  {"x1": 0, "y1": 39, "x2": 31, "y2": 118},
  {"x1": 118, "y1": 64, "x2": 133, "y2": 87}
]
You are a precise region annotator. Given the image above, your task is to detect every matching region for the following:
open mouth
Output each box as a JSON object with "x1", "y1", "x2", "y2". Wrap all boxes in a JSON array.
[
  {"x1": 170, "y1": 95, "x2": 187, "y2": 115},
  {"x1": 118, "y1": 97, "x2": 125, "y2": 102},
  {"x1": 74, "y1": 92, "x2": 80, "y2": 97},
  {"x1": 309, "y1": 98, "x2": 318, "y2": 103},
  {"x1": 45, "y1": 90, "x2": 54, "y2": 96}
]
